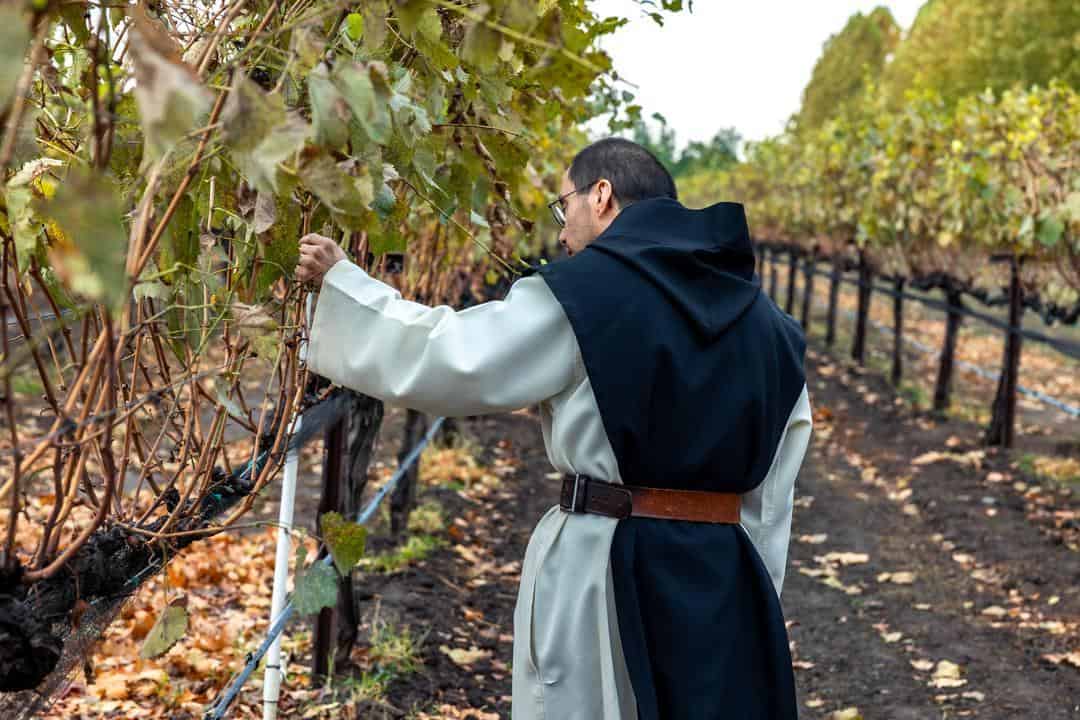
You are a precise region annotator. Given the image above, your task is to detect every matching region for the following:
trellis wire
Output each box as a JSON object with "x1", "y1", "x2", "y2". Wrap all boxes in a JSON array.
[
  {"x1": 821, "y1": 268, "x2": 1080, "y2": 362},
  {"x1": 203, "y1": 414, "x2": 446, "y2": 720},
  {"x1": 840, "y1": 306, "x2": 1080, "y2": 418},
  {"x1": 765, "y1": 257, "x2": 1080, "y2": 419}
]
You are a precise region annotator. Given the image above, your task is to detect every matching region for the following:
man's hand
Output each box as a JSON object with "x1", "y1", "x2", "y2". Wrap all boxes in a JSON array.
[{"x1": 296, "y1": 233, "x2": 348, "y2": 284}]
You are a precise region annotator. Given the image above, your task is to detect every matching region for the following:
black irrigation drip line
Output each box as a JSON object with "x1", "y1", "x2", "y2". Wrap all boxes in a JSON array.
[
  {"x1": 202, "y1": 415, "x2": 446, "y2": 720},
  {"x1": 797, "y1": 266, "x2": 1080, "y2": 363}
]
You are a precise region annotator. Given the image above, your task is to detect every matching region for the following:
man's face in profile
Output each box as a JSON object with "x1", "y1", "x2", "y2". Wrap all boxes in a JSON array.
[{"x1": 557, "y1": 171, "x2": 598, "y2": 258}]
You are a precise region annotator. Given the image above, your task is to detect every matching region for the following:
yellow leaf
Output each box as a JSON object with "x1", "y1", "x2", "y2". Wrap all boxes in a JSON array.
[{"x1": 439, "y1": 644, "x2": 491, "y2": 668}]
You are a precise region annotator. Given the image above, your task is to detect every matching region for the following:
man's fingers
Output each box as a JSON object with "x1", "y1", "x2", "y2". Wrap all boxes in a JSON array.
[{"x1": 299, "y1": 233, "x2": 332, "y2": 248}]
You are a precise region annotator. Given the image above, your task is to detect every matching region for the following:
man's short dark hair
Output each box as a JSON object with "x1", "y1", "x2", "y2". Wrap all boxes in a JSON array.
[{"x1": 568, "y1": 137, "x2": 678, "y2": 207}]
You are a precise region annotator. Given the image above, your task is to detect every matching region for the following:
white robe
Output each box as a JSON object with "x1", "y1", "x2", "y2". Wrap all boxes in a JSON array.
[{"x1": 307, "y1": 259, "x2": 813, "y2": 719}]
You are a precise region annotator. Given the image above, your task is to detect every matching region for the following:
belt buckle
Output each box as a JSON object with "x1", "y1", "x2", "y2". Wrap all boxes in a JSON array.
[{"x1": 569, "y1": 473, "x2": 587, "y2": 513}]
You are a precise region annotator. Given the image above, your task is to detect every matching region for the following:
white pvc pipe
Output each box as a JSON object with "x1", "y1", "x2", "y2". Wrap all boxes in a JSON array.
[
  {"x1": 262, "y1": 412, "x2": 298, "y2": 720},
  {"x1": 263, "y1": 293, "x2": 313, "y2": 720}
]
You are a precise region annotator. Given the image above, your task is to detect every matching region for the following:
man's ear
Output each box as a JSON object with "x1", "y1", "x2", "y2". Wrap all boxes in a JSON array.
[{"x1": 596, "y1": 179, "x2": 618, "y2": 216}]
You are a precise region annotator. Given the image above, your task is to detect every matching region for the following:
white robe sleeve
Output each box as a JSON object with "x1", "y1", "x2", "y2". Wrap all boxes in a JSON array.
[
  {"x1": 306, "y1": 259, "x2": 579, "y2": 417},
  {"x1": 739, "y1": 384, "x2": 813, "y2": 598}
]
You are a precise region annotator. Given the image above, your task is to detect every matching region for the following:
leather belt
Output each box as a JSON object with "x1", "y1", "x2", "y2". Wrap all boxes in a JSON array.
[{"x1": 559, "y1": 474, "x2": 742, "y2": 524}]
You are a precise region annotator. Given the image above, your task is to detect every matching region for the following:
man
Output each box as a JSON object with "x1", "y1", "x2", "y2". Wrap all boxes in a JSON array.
[{"x1": 297, "y1": 137, "x2": 812, "y2": 719}]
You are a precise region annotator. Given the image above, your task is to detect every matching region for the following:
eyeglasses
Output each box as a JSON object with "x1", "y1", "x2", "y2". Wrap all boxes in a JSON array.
[{"x1": 547, "y1": 180, "x2": 598, "y2": 228}]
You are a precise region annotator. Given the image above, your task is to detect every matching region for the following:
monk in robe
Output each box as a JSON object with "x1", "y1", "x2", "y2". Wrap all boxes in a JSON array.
[{"x1": 296, "y1": 137, "x2": 812, "y2": 719}]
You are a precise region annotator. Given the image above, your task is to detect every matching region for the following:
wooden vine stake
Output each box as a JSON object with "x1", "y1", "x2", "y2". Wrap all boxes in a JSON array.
[
  {"x1": 851, "y1": 248, "x2": 873, "y2": 365},
  {"x1": 768, "y1": 247, "x2": 779, "y2": 299},
  {"x1": 985, "y1": 255, "x2": 1024, "y2": 448},
  {"x1": 932, "y1": 283, "x2": 965, "y2": 413},
  {"x1": 390, "y1": 409, "x2": 427, "y2": 535},
  {"x1": 826, "y1": 254, "x2": 842, "y2": 347},
  {"x1": 890, "y1": 276, "x2": 904, "y2": 386},
  {"x1": 312, "y1": 392, "x2": 384, "y2": 680},
  {"x1": 800, "y1": 250, "x2": 816, "y2": 331},
  {"x1": 785, "y1": 247, "x2": 798, "y2": 315}
]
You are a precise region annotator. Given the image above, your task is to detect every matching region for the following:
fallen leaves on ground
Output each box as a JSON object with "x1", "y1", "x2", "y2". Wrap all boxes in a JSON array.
[
  {"x1": 439, "y1": 645, "x2": 492, "y2": 668},
  {"x1": 929, "y1": 660, "x2": 967, "y2": 689}
]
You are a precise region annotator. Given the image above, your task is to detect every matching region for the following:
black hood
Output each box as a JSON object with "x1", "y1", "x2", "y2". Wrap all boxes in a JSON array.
[
  {"x1": 577, "y1": 197, "x2": 760, "y2": 340},
  {"x1": 533, "y1": 192, "x2": 805, "y2": 492}
]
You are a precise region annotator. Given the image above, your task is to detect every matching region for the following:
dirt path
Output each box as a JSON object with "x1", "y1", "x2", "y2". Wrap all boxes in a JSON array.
[
  {"x1": 786, "y1": 346, "x2": 1079, "y2": 719},
  {"x1": 355, "y1": 344, "x2": 1079, "y2": 719}
]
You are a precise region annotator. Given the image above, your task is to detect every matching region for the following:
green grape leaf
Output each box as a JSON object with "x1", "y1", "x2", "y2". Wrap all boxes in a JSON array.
[
  {"x1": 368, "y1": 222, "x2": 406, "y2": 255},
  {"x1": 241, "y1": 120, "x2": 309, "y2": 196},
  {"x1": 394, "y1": 0, "x2": 429, "y2": 36},
  {"x1": 470, "y1": 210, "x2": 490, "y2": 229},
  {"x1": 293, "y1": 548, "x2": 338, "y2": 616},
  {"x1": 320, "y1": 511, "x2": 367, "y2": 575},
  {"x1": 360, "y1": 1, "x2": 389, "y2": 52},
  {"x1": 344, "y1": 13, "x2": 364, "y2": 41},
  {"x1": 413, "y1": 8, "x2": 458, "y2": 71},
  {"x1": 1036, "y1": 214, "x2": 1064, "y2": 248},
  {"x1": 139, "y1": 597, "x2": 189, "y2": 659},
  {"x1": 0, "y1": 6, "x2": 30, "y2": 110},
  {"x1": 290, "y1": 26, "x2": 325, "y2": 75},
  {"x1": 221, "y1": 73, "x2": 308, "y2": 194},
  {"x1": 462, "y1": 20, "x2": 502, "y2": 73},
  {"x1": 127, "y1": 14, "x2": 213, "y2": 163},
  {"x1": 333, "y1": 62, "x2": 392, "y2": 145},
  {"x1": 308, "y1": 63, "x2": 349, "y2": 149},
  {"x1": 221, "y1": 72, "x2": 284, "y2": 153},
  {"x1": 255, "y1": 195, "x2": 301, "y2": 300},
  {"x1": 58, "y1": 2, "x2": 90, "y2": 45},
  {"x1": 34, "y1": 170, "x2": 129, "y2": 313},
  {"x1": 298, "y1": 148, "x2": 374, "y2": 230},
  {"x1": 5, "y1": 184, "x2": 38, "y2": 271}
]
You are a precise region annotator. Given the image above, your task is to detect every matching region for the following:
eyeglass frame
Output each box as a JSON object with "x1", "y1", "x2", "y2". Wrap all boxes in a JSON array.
[{"x1": 547, "y1": 180, "x2": 600, "y2": 228}]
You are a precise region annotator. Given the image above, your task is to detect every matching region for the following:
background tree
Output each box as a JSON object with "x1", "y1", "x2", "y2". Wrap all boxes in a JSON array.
[
  {"x1": 797, "y1": 6, "x2": 899, "y2": 132},
  {"x1": 882, "y1": 0, "x2": 1080, "y2": 107}
]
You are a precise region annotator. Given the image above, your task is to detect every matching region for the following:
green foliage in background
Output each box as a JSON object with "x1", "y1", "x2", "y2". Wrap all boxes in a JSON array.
[
  {"x1": 798, "y1": 6, "x2": 899, "y2": 132},
  {"x1": 883, "y1": 0, "x2": 1080, "y2": 108}
]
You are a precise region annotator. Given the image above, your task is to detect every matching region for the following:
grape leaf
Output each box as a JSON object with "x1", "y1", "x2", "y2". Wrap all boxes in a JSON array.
[
  {"x1": 139, "y1": 597, "x2": 189, "y2": 659},
  {"x1": 320, "y1": 511, "x2": 367, "y2": 575},
  {"x1": 297, "y1": 148, "x2": 374, "y2": 231},
  {"x1": 333, "y1": 62, "x2": 392, "y2": 145},
  {"x1": 462, "y1": 20, "x2": 501, "y2": 72},
  {"x1": 127, "y1": 4, "x2": 213, "y2": 163},
  {"x1": 293, "y1": 546, "x2": 338, "y2": 616},
  {"x1": 0, "y1": 6, "x2": 30, "y2": 111},
  {"x1": 34, "y1": 170, "x2": 129, "y2": 313},
  {"x1": 1036, "y1": 215, "x2": 1064, "y2": 248},
  {"x1": 308, "y1": 63, "x2": 350, "y2": 149},
  {"x1": 232, "y1": 301, "x2": 280, "y2": 359},
  {"x1": 360, "y1": 1, "x2": 389, "y2": 52},
  {"x1": 344, "y1": 13, "x2": 364, "y2": 41},
  {"x1": 221, "y1": 73, "x2": 308, "y2": 194}
]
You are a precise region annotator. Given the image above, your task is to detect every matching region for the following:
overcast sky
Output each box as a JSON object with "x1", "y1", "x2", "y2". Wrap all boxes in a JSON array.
[{"x1": 586, "y1": 0, "x2": 926, "y2": 149}]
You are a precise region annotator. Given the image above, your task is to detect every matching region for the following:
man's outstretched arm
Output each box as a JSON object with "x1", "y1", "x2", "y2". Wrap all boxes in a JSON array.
[{"x1": 302, "y1": 244, "x2": 579, "y2": 418}]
